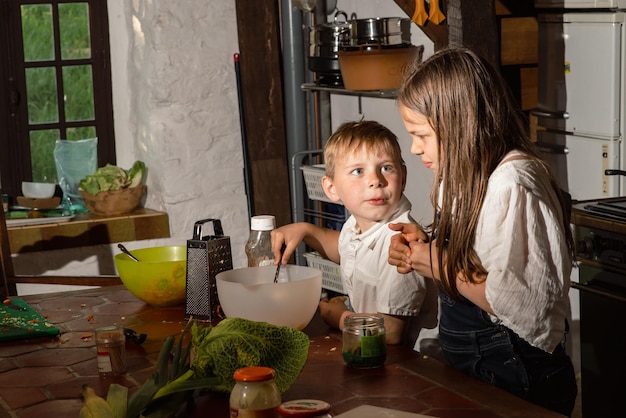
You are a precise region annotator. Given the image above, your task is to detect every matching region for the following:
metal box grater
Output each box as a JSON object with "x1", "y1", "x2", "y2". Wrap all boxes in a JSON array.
[{"x1": 184, "y1": 218, "x2": 233, "y2": 323}]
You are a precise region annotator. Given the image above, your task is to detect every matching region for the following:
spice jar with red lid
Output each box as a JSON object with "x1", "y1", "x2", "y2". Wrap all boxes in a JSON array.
[
  {"x1": 230, "y1": 366, "x2": 281, "y2": 417},
  {"x1": 278, "y1": 399, "x2": 332, "y2": 417}
]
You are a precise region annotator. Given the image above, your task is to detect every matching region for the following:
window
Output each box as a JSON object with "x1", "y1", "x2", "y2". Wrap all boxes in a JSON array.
[{"x1": 0, "y1": 0, "x2": 115, "y2": 198}]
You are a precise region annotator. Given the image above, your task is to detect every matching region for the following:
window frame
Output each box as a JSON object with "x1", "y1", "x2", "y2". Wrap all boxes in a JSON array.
[{"x1": 0, "y1": 0, "x2": 115, "y2": 198}]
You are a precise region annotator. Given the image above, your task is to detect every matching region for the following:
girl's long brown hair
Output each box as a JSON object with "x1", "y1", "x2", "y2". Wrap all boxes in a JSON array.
[{"x1": 397, "y1": 48, "x2": 574, "y2": 298}]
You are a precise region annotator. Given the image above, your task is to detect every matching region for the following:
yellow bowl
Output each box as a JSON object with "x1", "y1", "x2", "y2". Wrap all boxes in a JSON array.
[{"x1": 114, "y1": 246, "x2": 186, "y2": 307}]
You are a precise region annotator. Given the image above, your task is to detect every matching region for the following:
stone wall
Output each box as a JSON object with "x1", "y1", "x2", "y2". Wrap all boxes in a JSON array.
[{"x1": 15, "y1": 0, "x2": 250, "y2": 294}]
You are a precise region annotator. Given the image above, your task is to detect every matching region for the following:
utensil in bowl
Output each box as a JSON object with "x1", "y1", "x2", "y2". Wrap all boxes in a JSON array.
[
  {"x1": 216, "y1": 265, "x2": 322, "y2": 330},
  {"x1": 117, "y1": 243, "x2": 140, "y2": 262},
  {"x1": 273, "y1": 263, "x2": 281, "y2": 283}
]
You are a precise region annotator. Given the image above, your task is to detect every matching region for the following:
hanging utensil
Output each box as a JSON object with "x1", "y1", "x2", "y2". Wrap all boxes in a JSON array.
[
  {"x1": 117, "y1": 243, "x2": 140, "y2": 262},
  {"x1": 428, "y1": 0, "x2": 446, "y2": 25},
  {"x1": 412, "y1": 0, "x2": 428, "y2": 27}
]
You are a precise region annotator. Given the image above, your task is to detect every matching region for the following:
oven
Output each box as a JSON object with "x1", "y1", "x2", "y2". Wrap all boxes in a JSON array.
[{"x1": 572, "y1": 199, "x2": 626, "y2": 418}]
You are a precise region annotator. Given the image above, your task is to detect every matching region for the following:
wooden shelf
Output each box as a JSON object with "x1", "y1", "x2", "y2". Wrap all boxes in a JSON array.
[
  {"x1": 6, "y1": 208, "x2": 170, "y2": 253},
  {"x1": 301, "y1": 83, "x2": 398, "y2": 98}
]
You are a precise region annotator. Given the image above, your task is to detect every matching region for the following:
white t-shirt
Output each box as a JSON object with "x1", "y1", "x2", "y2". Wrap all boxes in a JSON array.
[
  {"x1": 477, "y1": 151, "x2": 572, "y2": 353},
  {"x1": 338, "y1": 195, "x2": 439, "y2": 348}
]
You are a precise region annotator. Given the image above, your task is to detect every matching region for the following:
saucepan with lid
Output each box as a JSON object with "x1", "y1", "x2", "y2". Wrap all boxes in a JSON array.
[
  {"x1": 348, "y1": 17, "x2": 412, "y2": 47},
  {"x1": 308, "y1": 10, "x2": 350, "y2": 86}
]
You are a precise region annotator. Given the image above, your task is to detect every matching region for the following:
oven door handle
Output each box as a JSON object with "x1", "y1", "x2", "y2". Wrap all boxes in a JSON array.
[
  {"x1": 530, "y1": 109, "x2": 569, "y2": 120},
  {"x1": 572, "y1": 282, "x2": 626, "y2": 303}
]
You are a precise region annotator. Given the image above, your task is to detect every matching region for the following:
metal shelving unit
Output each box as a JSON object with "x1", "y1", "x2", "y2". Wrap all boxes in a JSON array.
[{"x1": 293, "y1": 83, "x2": 398, "y2": 294}]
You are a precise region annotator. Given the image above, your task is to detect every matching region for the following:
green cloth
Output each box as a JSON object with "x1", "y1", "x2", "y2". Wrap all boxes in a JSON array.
[{"x1": 0, "y1": 297, "x2": 60, "y2": 341}]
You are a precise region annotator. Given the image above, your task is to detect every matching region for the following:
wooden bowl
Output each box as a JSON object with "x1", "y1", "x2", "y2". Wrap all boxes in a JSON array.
[{"x1": 80, "y1": 185, "x2": 144, "y2": 216}]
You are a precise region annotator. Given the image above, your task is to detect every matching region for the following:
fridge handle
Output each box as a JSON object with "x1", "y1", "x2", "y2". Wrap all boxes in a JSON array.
[
  {"x1": 535, "y1": 142, "x2": 569, "y2": 155},
  {"x1": 530, "y1": 109, "x2": 569, "y2": 120}
]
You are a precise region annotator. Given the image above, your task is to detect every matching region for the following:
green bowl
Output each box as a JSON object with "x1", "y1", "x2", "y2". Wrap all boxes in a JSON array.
[{"x1": 114, "y1": 246, "x2": 186, "y2": 307}]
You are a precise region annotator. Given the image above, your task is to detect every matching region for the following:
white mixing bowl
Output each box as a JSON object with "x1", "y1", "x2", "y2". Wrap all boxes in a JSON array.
[{"x1": 216, "y1": 265, "x2": 322, "y2": 330}]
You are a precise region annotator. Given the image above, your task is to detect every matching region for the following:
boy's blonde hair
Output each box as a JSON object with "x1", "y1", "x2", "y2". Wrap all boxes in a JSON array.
[{"x1": 323, "y1": 121, "x2": 404, "y2": 178}]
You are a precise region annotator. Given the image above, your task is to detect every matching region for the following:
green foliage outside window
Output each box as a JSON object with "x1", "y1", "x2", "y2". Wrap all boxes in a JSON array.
[{"x1": 20, "y1": 2, "x2": 96, "y2": 183}]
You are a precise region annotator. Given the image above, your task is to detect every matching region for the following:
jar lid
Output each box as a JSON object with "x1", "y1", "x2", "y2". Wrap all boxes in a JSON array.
[
  {"x1": 278, "y1": 399, "x2": 331, "y2": 416},
  {"x1": 251, "y1": 215, "x2": 275, "y2": 231},
  {"x1": 233, "y1": 366, "x2": 275, "y2": 382}
]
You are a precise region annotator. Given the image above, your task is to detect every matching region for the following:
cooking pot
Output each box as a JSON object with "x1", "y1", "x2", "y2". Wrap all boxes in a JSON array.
[
  {"x1": 309, "y1": 10, "x2": 349, "y2": 58},
  {"x1": 348, "y1": 17, "x2": 411, "y2": 47},
  {"x1": 308, "y1": 11, "x2": 350, "y2": 86}
]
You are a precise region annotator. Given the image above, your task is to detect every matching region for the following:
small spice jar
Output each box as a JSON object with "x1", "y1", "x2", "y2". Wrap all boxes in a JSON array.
[
  {"x1": 230, "y1": 366, "x2": 281, "y2": 417},
  {"x1": 278, "y1": 399, "x2": 332, "y2": 418},
  {"x1": 342, "y1": 313, "x2": 386, "y2": 369},
  {"x1": 95, "y1": 325, "x2": 126, "y2": 376}
]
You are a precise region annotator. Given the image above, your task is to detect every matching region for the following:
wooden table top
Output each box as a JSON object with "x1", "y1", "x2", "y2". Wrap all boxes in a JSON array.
[{"x1": 0, "y1": 286, "x2": 563, "y2": 418}]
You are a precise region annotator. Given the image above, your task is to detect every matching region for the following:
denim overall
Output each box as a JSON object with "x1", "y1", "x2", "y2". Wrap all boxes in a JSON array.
[{"x1": 438, "y1": 290, "x2": 577, "y2": 416}]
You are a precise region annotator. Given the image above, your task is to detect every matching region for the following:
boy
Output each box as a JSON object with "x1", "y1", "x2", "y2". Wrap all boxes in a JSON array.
[{"x1": 272, "y1": 120, "x2": 438, "y2": 350}]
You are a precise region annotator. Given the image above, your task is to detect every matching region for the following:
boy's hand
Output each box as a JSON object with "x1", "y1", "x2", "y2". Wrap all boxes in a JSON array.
[
  {"x1": 271, "y1": 224, "x2": 306, "y2": 265},
  {"x1": 319, "y1": 296, "x2": 349, "y2": 329}
]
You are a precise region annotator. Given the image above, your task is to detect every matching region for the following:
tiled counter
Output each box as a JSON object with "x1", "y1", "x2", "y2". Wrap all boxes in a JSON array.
[{"x1": 0, "y1": 286, "x2": 564, "y2": 418}]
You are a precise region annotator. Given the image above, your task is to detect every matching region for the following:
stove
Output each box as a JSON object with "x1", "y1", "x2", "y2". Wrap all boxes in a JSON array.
[{"x1": 570, "y1": 198, "x2": 626, "y2": 418}]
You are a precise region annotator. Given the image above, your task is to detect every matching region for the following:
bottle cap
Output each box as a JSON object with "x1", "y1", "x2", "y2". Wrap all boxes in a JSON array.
[
  {"x1": 251, "y1": 215, "x2": 275, "y2": 231},
  {"x1": 233, "y1": 366, "x2": 275, "y2": 382},
  {"x1": 278, "y1": 399, "x2": 331, "y2": 416}
]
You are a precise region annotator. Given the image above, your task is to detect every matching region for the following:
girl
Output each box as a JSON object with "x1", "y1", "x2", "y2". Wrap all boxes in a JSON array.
[{"x1": 388, "y1": 48, "x2": 577, "y2": 416}]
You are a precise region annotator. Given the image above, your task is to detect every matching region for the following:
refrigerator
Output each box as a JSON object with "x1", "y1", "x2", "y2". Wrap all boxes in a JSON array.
[
  {"x1": 533, "y1": 10, "x2": 626, "y2": 201},
  {"x1": 534, "y1": 5, "x2": 626, "y2": 418}
]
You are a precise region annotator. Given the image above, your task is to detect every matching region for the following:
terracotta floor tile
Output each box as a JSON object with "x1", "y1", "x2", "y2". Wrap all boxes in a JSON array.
[
  {"x1": 17, "y1": 398, "x2": 81, "y2": 418},
  {"x1": 284, "y1": 382, "x2": 352, "y2": 406},
  {"x1": 48, "y1": 331, "x2": 94, "y2": 348},
  {"x1": 0, "y1": 387, "x2": 47, "y2": 409},
  {"x1": 135, "y1": 306, "x2": 185, "y2": 322},
  {"x1": 68, "y1": 357, "x2": 98, "y2": 377},
  {"x1": 0, "y1": 342, "x2": 43, "y2": 357},
  {"x1": 343, "y1": 374, "x2": 435, "y2": 397},
  {"x1": 36, "y1": 295, "x2": 107, "y2": 311},
  {"x1": 0, "y1": 366, "x2": 72, "y2": 387},
  {"x1": 0, "y1": 358, "x2": 17, "y2": 373},
  {"x1": 17, "y1": 347, "x2": 93, "y2": 367},
  {"x1": 104, "y1": 289, "x2": 146, "y2": 303},
  {"x1": 46, "y1": 375, "x2": 134, "y2": 399},
  {"x1": 92, "y1": 300, "x2": 149, "y2": 317},
  {"x1": 417, "y1": 386, "x2": 483, "y2": 409}
]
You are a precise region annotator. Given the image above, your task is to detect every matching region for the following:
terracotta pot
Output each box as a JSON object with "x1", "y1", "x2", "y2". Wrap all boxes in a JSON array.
[
  {"x1": 337, "y1": 44, "x2": 423, "y2": 91},
  {"x1": 80, "y1": 185, "x2": 144, "y2": 216}
]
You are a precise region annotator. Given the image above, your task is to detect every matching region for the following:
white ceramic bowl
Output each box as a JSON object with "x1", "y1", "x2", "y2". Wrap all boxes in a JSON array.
[
  {"x1": 216, "y1": 265, "x2": 322, "y2": 330},
  {"x1": 22, "y1": 182, "x2": 56, "y2": 199}
]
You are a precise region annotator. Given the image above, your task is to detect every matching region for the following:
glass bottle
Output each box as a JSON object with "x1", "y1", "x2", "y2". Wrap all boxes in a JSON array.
[
  {"x1": 342, "y1": 313, "x2": 386, "y2": 369},
  {"x1": 245, "y1": 215, "x2": 276, "y2": 267},
  {"x1": 230, "y1": 366, "x2": 281, "y2": 417}
]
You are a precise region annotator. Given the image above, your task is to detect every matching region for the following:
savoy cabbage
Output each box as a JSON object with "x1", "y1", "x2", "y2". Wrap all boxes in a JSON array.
[{"x1": 190, "y1": 317, "x2": 310, "y2": 392}]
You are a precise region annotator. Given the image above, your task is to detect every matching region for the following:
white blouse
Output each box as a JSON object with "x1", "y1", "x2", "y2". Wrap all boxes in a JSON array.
[{"x1": 477, "y1": 152, "x2": 572, "y2": 353}]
